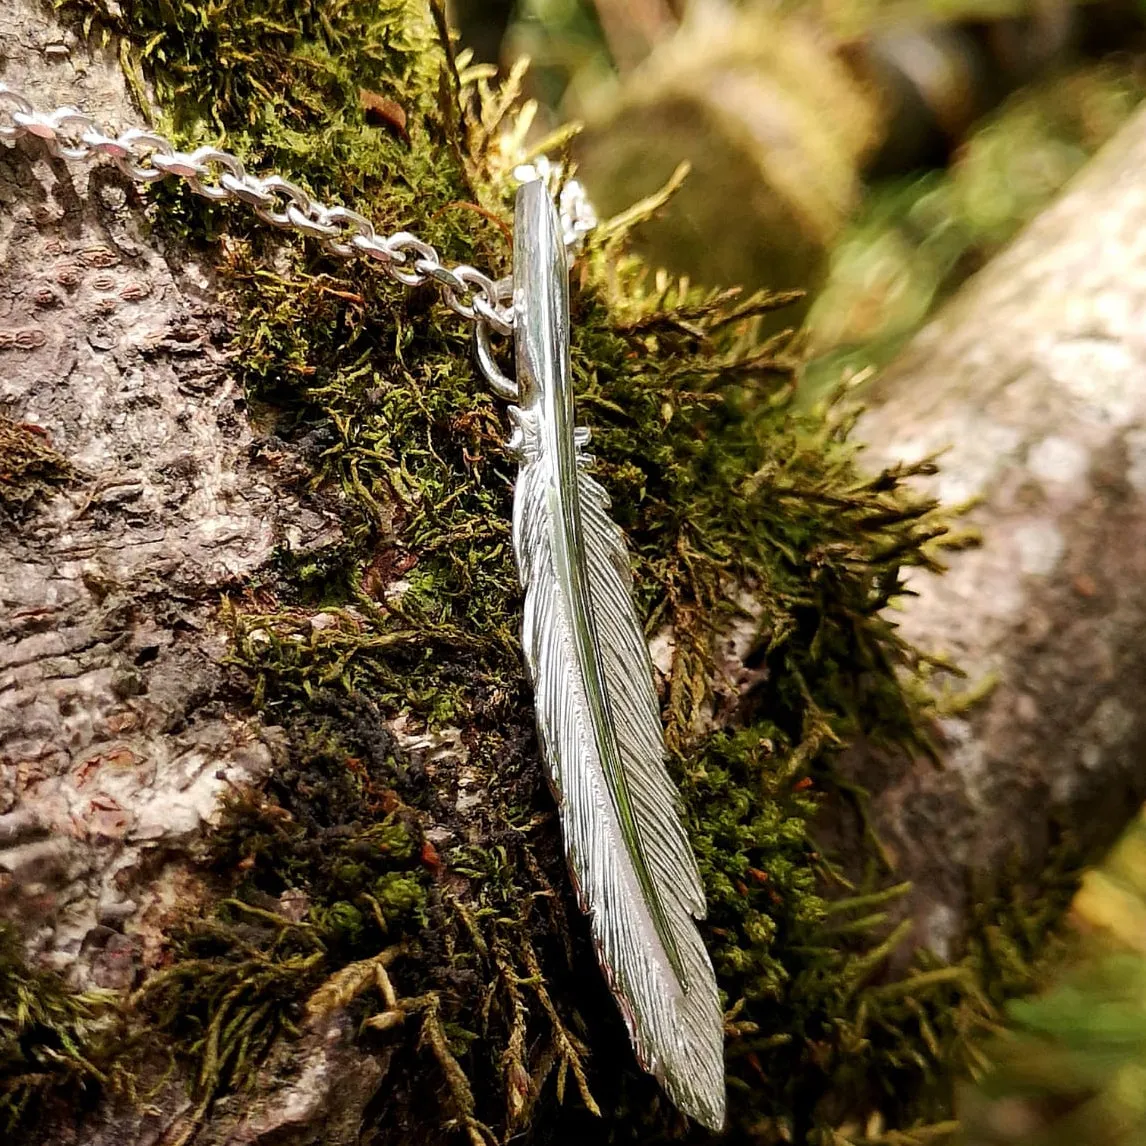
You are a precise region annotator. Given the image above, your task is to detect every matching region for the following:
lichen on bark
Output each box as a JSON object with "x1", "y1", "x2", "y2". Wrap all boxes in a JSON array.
[{"x1": 0, "y1": 2, "x2": 1078, "y2": 1144}]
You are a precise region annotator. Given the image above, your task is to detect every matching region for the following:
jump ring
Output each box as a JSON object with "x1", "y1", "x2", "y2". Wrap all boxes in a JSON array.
[{"x1": 473, "y1": 321, "x2": 518, "y2": 401}]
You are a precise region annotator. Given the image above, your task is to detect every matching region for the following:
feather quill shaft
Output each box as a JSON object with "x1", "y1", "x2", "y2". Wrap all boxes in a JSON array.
[{"x1": 508, "y1": 180, "x2": 726, "y2": 1129}]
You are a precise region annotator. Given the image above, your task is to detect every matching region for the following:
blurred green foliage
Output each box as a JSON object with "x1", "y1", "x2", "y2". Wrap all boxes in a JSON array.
[
  {"x1": 960, "y1": 812, "x2": 1146, "y2": 1146},
  {"x1": 804, "y1": 62, "x2": 1146, "y2": 398}
]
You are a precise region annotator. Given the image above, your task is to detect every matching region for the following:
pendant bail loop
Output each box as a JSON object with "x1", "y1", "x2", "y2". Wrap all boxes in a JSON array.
[
  {"x1": 472, "y1": 275, "x2": 518, "y2": 401},
  {"x1": 473, "y1": 319, "x2": 518, "y2": 402}
]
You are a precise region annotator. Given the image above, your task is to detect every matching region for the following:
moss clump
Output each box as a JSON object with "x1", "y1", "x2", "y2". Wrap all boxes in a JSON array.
[
  {"x1": 0, "y1": 415, "x2": 76, "y2": 524},
  {"x1": 132, "y1": 712, "x2": 435, "y2": 1130},
  {"x1": 51, "y1": 1, "x2": 1075, "y2": 1143},
  {"x1": 0, "y1": 925, "x2": 118, "y2": 1133}
]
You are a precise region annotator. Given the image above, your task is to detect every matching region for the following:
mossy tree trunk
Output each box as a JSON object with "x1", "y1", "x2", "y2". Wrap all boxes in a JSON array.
[
  {"x1": 0, "y1": 0, "x2": 319, "y2": 978},
  {"x1": 3, "y1": 2, "x2": 1146, "y2": 1146},
  {"x1": 0, "y1": 0, "x2": 351, "y2": 1138}
]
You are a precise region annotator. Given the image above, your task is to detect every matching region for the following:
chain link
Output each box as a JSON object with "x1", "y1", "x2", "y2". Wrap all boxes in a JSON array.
[{"x1": 0, "y1": 84, "x2": 518, "y2": 337}]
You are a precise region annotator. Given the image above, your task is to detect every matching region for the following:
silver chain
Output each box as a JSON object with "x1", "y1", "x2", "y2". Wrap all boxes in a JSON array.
[{"x1": 0, "y1": 83, "x2": 520, "y2": 337}]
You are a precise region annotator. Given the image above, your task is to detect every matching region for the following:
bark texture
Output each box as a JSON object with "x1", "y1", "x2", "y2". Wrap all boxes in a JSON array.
[
  {"x1": 850, "y1": 102, "x2": 1146, "y2": 961},
  {"x1": 1, "y1": 5, "x2": 365, "y2": 1139},
  {"x1": 0, "y1": 0, "x2": 339, "y2": 1120}
]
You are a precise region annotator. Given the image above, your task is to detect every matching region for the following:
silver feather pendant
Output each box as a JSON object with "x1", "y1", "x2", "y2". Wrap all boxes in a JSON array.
[{"x1": 506, "y1": 181, "x2": 726, "y2": 1130}]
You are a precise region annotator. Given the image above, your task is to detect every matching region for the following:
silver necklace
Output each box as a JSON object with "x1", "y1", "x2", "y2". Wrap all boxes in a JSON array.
[{"x1": 0, "y1": 84, "x2": 725, "y2": 1130}]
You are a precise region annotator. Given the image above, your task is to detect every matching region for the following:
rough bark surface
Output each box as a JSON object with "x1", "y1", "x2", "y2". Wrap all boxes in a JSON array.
[
  {"x1": 850, "y1": 103, "x2": 1146, "y2": 961},
  {"x1": 0, "y1": 4, "x2": 348, "y2": 1137}
]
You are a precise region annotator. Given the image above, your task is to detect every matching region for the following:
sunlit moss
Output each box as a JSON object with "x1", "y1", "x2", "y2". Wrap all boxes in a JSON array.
[{"x1": 0, "y1": 925, "x2": 118, "y2": 1133}]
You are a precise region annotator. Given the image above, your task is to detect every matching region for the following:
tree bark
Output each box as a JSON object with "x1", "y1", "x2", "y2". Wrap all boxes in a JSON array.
[
  {"x1": 1, "y1": 2, "x2": 348, "y2": 1139},
  {"x1": 0, "y1": 0, "x2": 342, "y2": 977},
  {"x1": 845, "y1": 101, "x2": 1146, "y2": 962}
]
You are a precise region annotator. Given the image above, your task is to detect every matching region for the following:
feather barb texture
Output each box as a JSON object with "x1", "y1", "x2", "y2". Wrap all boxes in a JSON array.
[{"x1": 507, "y1": 180, "x2": 725, "y2": 1129}]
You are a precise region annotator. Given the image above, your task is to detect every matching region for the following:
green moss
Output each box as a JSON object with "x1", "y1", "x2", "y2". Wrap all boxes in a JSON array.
[
  {"x1": 0, "y1": 924, "x2": 118, "y2": 1133},
  {"x1": 0, "y1": 415, "x2": 77, "y2": 524},
  {"x1": 51, "y1": 1, "x2": 1077, "y2": 1142},
  {"x1": 375, "y1": 873, "x2": 425, "y2": 916},
  {"x1": 138, "y1": 916, "x2": 325, "y2": 1120}
]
